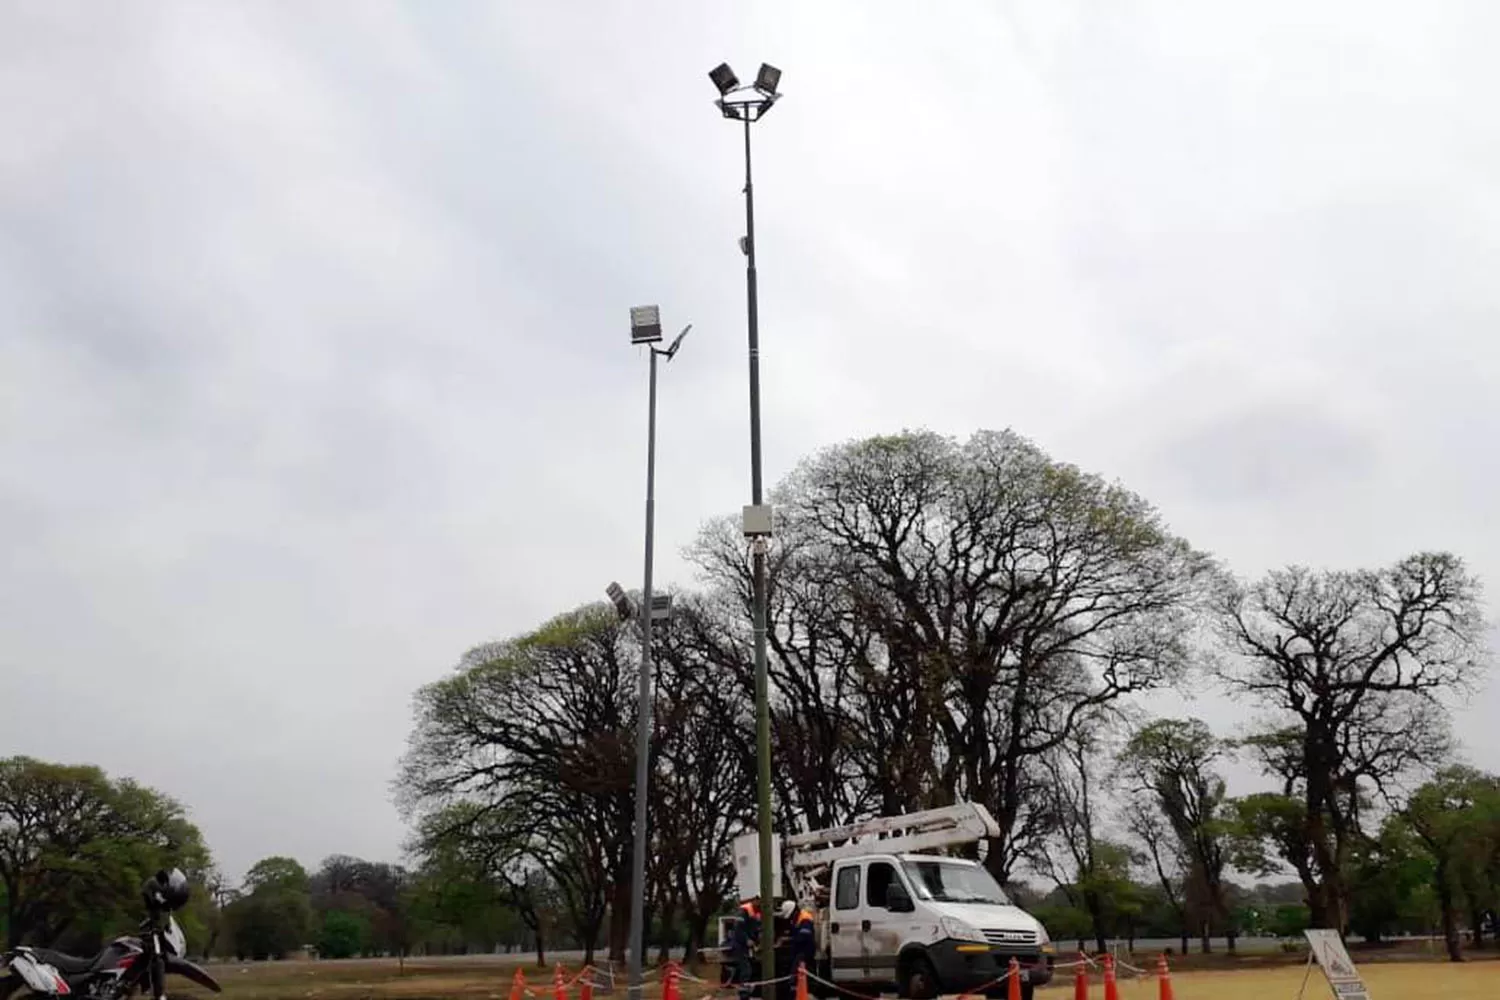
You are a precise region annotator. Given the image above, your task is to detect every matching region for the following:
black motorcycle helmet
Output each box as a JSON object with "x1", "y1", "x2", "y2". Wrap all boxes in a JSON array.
[{"x1": 141, "y1": 867, "x2": 191, "y2": 912}]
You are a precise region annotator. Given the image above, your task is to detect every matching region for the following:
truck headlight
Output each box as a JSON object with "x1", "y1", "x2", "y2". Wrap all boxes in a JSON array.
[{"x1": 940, "y1": 917, "x2": 988, "y2": 944}]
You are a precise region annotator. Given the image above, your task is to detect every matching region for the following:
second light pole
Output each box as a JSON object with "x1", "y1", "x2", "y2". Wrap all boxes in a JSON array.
[
  {"x1": 709, "y1": 60, "x2": 781, "y2": 994},
  {"x1": 620, "y1": 305, "x2": 689, "y2": 1000}
]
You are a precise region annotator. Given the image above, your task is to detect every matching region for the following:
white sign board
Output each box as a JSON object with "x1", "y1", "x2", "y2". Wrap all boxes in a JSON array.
[
  {"x1": 1304, "y1": 930, "x2": 1371, "y2": 1000},
  {"x1": 732, "y1": 831, "x2": 783, "y2": 901}
]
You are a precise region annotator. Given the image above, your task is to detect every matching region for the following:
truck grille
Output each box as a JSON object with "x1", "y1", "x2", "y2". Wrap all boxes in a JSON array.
[{"x1": 982, "y1": 928, "x2": 1038, "y2": 946}]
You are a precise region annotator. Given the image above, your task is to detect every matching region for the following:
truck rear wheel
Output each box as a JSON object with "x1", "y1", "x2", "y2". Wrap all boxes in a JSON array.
[{"x1": 898, "y1": 956, "x2": 939, "y2": 1000}]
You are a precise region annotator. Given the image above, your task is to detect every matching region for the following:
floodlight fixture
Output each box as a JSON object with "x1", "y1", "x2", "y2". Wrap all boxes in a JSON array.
[
  {"x1": 605, "y1": 581, "x2": 634, "y2": 621},
  {"x1": 630, "y1": 304, "x2": 663, "y2": 344},
  {"x1": 709, "y1": 62, "x2": 739, "y2": 96},
  {"x1": 755, "y1": 63, "x2": 781, "y2": 97}
]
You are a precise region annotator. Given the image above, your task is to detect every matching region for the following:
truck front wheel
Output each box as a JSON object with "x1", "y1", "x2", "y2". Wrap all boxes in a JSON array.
[{"x1": 898, "y1": 956, "x2": 939, "y2": 1000}]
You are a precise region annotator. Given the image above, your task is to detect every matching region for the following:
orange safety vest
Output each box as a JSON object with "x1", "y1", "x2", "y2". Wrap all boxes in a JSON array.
[{"x1": 794, "y1": 908, "x2": 814, "y2": 928}]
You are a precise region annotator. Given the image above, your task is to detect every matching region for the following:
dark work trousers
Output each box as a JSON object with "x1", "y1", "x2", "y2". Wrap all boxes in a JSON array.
[
  {"x1": 773, "y1": 946, "x2": 794, "y2": 1000},
  {"x1": 731, "y1": 954, "x2": 755, "y2": 1000}
]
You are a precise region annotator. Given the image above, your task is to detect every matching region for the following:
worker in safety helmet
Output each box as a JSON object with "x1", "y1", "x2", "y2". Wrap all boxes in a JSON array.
[
  {"x1": 776, "y1": 899, "x2": 817, "y2": 1000},
  {"x1": 778, "y1": 899, "x2": 816, "y2": 968},
  {"x1": 728, "y1": 895, "x2": 763, "y2": 1000}
]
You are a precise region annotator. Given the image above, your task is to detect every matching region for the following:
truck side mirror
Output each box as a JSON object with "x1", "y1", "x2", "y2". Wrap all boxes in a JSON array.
[{"x1": 885, "y1": 883, "x2": 915, "y2": 913}]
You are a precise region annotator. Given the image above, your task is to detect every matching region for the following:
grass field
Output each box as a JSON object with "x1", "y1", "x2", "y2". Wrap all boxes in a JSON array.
[{"x1": 191, "y1": 955, "x2": 1500, "y2": 1000}]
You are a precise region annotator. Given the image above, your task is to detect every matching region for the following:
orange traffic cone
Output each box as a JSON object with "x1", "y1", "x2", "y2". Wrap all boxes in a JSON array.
[
  {"x1": 1102, "y1": 955, "x2": 1120, "y2": 1000},
  {"x1": 580, "y1": 969, "x2": 594, "y2": 1000},
  {"x1": 663, "y1": 962, "x2": 680, "y2": 1000},
  {"x1": 1073, "y1": 955, "x2": 1089, "y2": 1000},
  {"x1": 1156, "y1": 954, "x2": 1173, "y2": 1000},
  {"x1": 1006, "y1": 958, "x2": 1021, "y2": 1000},
  {"x1": 554, "y1": 964, "x2": 567, "y2": 1000},
  {"x1": 510, "y1": 968, "x2": 526, "y2": 1000},
  {"x1": 796, "y1": 963, "x2": 809, "y2": 1000}
]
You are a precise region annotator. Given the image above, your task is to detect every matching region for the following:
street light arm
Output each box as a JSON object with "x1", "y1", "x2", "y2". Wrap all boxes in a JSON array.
[{"x1": 659, "y1": 324, "x2": 693, "y2": 360}]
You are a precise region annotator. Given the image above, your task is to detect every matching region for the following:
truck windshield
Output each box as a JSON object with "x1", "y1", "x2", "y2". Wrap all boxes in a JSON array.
[{"x1": 902, "y1": 861, "x2": 1011, "y2": 905}]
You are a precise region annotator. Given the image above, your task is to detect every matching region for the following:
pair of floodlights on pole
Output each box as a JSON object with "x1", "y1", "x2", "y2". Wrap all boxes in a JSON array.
[
  {"x1": 709, "y1": 58, "x2": 783, "y2": 999},
  {"x1": 611, "y1": 304, "x2": 688, "y2": 1000},
  {"x1": 613, "y1": 61, "x2": 785, "y2": 1000}
]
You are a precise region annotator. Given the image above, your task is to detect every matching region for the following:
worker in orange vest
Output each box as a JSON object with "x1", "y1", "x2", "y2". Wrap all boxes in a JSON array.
[
  {"x1": 773, "y1": 899, "x2": 816, "y2": 1000},
  {"x1": 729, "y1": 896, "x2": 763, "y2": 1000}
]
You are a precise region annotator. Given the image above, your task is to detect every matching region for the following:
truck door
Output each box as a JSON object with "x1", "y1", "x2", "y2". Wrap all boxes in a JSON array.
[
  {"x1": 828, "y1": 862, "x2": 865, "y2": 982},
  {"x1": 861, "y1": 860, "x2": 909, "y2": 986}
]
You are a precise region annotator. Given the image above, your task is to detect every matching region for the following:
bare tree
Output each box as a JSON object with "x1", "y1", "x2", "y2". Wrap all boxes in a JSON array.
[
  {"x1": 396, "y1": 605, "x2": 638, "y2": 963},
  {"x1": 1120, "y1": 799, "x2": 1189, "y2": 955},
  {"x1": 1215, "y1": 553, "x2": 1489, "y2": 933},
  {"x1": 1034, "y1": 720, "x2": 1137, "y2": 953},
  {"x1": 779, "y1": 429, "x2": 1215, "y2": 881},
  {"x1": 650, "y1": 599, "x2": 756, "y2": 966},
  {"x1": 1117, "y1": 719, "x2": 1234, "y2": 952},
  {"x1": 690, "y1": 518, "x2": 879, "y2": 832}
]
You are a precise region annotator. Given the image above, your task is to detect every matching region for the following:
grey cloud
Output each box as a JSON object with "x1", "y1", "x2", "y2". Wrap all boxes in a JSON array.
[
  {"x1": 1151, "y1": 400, "x2": 1379, "y2": 506},
  {"x1": 1, "y1": 0, "x2": 1497, "y2": 879}
]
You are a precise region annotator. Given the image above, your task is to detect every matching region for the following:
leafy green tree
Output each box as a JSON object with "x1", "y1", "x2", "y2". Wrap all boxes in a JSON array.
[
  {"x1": 243, "y1": 857, "x2": 310, "y2": 895},
  {"x1": 225, "y1": 857, "x2": 312, "y2": 960},
  {"x1": 318, "y1": 909, "x2": 370, "y2": 959},
  {"x1": 1268, "y1": 903, "x2": 1310, "y2": 939},
  {"x1": 310, "y1": 855, "x2": 414, "y2": 956},
  {"x1": 1347, "y1": 817, "x2": 1432, "y2": 943},
  {"x1": 1402, "y1": 766, "x2": 1500, "y2": 961},
  {"x1": 0, "y1": 757, "x2": 210, "y2": 949}
]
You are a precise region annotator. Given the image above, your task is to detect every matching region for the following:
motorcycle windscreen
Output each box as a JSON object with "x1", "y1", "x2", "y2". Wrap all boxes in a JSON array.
[
  {"x1": 8, "y1": 954, "x2": 69, "y2": 995},
  {"x1": 163, "y1": 917, "x2": 187, "y2": 958}
]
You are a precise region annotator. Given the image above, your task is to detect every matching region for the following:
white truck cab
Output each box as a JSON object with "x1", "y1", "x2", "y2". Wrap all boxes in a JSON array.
[{"x1": 729, "y1": 803, "x2": 1054, "y2": 1000}]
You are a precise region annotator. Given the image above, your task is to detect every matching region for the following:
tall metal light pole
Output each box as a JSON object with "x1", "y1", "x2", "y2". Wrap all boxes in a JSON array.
[
  {"x1": 612, "y1": 305, "x2": 691, "y2": 1000},
  {"x1": 708, "y1": 60, "x2": 782, "y2": 994}
]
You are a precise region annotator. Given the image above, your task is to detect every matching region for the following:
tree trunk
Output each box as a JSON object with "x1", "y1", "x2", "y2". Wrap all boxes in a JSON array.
[
  {"x1": 608, "y1": 880, "x2": 630, "y2": 962},
  {"x1": 1199, "y1": 921, "x2": 1211, "y2": 954},
  {"x1": 657, "y1": 906, "x2": 676, "y2": 966},
  {"x1": 1436, "y1": 865, "x2": 1462, "y2": 963},
  {"x1": 1179, "y1": 929, "x2": 1188, "y2": 956},
  {"x1": 686, "y1": 912, "x2": 711, "y2": 971},
  {"x1": 535, "y1": 929, "x2": 548, "y2": 968},
  {"x1": 1305, "y1": 879, "x2": 1334, "y2": 931},
  {"x1": 1087, "y1": 892, "x2": 1107, "y2": 955}
]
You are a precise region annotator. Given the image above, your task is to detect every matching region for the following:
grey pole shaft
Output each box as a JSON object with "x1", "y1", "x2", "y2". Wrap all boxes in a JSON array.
[
  {"x1": 628, "y1": 348, "x2": 659, "y2": 1000},
  {"x1": 743, "y1": 114, "x2": 777, "y2": 993}
]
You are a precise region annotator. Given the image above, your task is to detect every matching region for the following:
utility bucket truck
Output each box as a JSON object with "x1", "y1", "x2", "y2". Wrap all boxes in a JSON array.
[{"x1": 727, "y1": 803, "x2": 1054, "y2": 1000}]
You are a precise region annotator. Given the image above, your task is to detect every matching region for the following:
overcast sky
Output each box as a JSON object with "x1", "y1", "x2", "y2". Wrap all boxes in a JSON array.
[{"x1": 3, "y1": 1, "x2": 1498, "y2": 883}]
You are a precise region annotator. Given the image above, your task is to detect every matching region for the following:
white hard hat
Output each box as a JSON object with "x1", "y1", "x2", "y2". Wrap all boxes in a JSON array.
[{"x1": 778, "y1": 900, "x2": 796, "y2": 919}]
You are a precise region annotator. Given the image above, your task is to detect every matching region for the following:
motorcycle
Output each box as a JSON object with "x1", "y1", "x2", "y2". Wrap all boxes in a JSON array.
[{"x1": 0, "y1": 869, "x2": 222, "y2": 1000}]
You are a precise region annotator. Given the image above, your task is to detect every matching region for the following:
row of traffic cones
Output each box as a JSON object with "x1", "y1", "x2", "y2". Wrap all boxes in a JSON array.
[
  {"x1": 506, "y1": 954, "x2": 1173, "y2": 1000},
  {"x1": 507, "y1": 961, "x2": 689, "y2": 1000},
  {"x1": 507, "y1": 964, "x2": 603, "y2": 1000},
  {"x1": 1067, "y1": 953, "x2": 1175, "y2": 1000}
]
